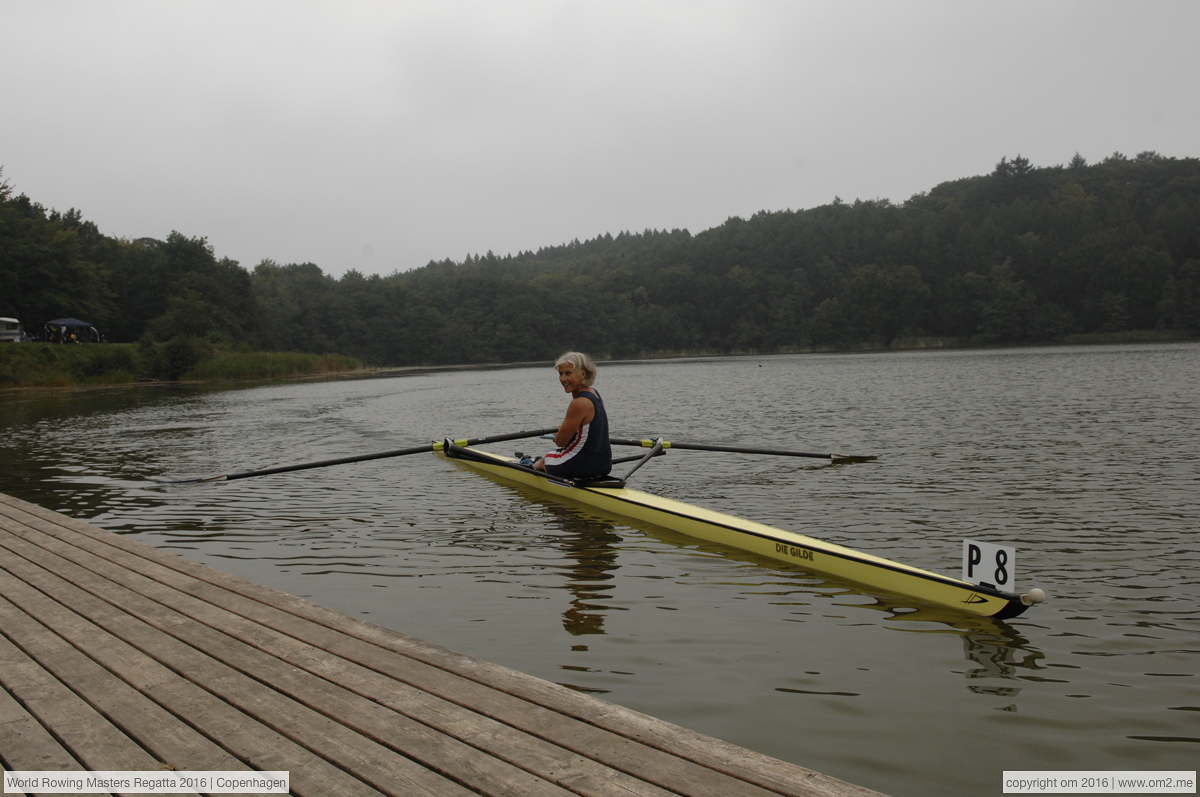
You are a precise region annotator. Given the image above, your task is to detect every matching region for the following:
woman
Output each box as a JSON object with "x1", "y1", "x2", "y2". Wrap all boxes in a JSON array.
[{"x1": 533, "y1": 352, "x2": 612, "y2": 478}]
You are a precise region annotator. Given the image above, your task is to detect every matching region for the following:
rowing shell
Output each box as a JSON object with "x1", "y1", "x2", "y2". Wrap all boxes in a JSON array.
[{"x1": 440, "y1": 444, "x2": 1042, "y2": 619}]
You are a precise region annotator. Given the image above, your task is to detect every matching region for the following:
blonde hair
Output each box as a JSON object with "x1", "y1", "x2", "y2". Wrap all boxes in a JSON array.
[{"x1": 555, "y1": 351, "x2": 597, "y2": 387}]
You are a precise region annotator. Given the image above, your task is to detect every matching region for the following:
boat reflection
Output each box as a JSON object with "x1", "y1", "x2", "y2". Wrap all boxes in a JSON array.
[
  {"x1": 829, "y1": 593, "x2": 1045, "y2": 692},
  {"x1": 960, "y1": 630, "x2": 1035, "y2": 696}
]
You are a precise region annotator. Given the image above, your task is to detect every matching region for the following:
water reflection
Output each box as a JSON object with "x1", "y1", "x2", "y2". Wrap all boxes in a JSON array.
[
  {"x1": 961, "y1": 627, "x2": 1042, "y2": 697},
  {"x1": 540, "y1": 502, "x2": 622, "y2": 636}
]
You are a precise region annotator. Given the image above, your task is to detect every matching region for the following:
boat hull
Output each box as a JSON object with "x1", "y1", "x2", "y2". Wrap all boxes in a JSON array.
[{"x1": 441, "y1": 447, "x2": 1031, "y2": 619}]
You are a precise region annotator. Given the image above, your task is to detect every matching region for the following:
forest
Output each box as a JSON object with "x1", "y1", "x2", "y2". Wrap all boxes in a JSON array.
[{"x1": 2, "y1": 151, "x2": 1198, "y2": 368}]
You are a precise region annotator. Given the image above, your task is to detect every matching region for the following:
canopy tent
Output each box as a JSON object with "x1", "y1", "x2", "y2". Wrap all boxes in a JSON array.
[{"x1": 45, "y1": 318, "x2": 101, "y2": 343}]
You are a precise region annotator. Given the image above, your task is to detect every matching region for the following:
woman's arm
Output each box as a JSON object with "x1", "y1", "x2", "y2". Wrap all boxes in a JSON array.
[{"x1": 554, "y1": 395, "x2": 596, "y2": 446}]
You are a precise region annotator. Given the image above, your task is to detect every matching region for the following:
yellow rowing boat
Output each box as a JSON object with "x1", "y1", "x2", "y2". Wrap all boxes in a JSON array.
[{"x1": 439, "y1": 441, "x2": 1045, "y2": 619}]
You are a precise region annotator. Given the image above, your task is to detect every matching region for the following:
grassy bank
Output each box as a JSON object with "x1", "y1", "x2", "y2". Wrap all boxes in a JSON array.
[{"x1": 0, "y1": 341, "x2": 367, "y2": 388}]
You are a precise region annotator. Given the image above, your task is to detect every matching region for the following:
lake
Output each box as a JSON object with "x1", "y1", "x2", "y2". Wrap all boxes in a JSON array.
[{"x1": 1, "y1": 342, "x2": 1197, "y2": 797}]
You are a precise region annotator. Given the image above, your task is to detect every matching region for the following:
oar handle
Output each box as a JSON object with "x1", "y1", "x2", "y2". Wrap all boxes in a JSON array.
[
  {"x1": 434, "y1": 427, "x2": 561, "y2": 452},
  {"x1": 609, "y1": 437, "x2": 877, "y2": 462}
]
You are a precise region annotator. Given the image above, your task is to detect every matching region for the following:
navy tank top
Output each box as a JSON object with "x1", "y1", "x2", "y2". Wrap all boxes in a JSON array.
[{"x1": 543, "y1": 391, "x2": 612, "y2": 478}]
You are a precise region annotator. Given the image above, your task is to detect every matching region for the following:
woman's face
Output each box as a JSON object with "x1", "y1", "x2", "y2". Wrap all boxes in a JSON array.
[{"x1": 557, "y1": 362, "x2": 587, "y2": 394}]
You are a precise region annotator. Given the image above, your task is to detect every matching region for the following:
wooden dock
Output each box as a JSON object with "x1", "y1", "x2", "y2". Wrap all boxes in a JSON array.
[{"x1": 0, "y1": 492, "x2": 887, "y2": 797}]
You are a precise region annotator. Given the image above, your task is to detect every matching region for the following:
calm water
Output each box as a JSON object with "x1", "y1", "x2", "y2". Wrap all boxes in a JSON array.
[{"x1": 1, "y1": 343, "x2": 1197, "y2": 797}]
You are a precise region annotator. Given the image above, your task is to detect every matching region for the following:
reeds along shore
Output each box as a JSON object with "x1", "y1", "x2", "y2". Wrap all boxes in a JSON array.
[{"x1": 0, "y1": 341, "x2": 366, "y2": 388}]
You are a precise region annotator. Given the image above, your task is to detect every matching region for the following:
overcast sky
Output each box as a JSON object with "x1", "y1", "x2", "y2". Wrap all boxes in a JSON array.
[{"x1": 3, "y1": 1, "x2": 1197, "y2": 278}]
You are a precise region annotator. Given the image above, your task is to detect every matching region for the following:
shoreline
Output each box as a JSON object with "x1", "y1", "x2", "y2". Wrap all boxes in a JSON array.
[
  {"x1": 624, "y1": 329, "x2": 1194, "y2": 360},
  {"x1": 0, "y1": 367, "x2": 378, "y2": 394},
  {"x1": 1, "y1": 330, "x2": 1193, "y2": 394},
  {"x1": 0, "y1": 345, "x2": 366, "y2": 392}
]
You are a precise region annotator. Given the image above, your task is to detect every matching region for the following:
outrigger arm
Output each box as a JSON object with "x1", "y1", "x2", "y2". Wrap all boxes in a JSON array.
[{"x1": 621, "y1": 438, "x2": 665, "y2": 481}]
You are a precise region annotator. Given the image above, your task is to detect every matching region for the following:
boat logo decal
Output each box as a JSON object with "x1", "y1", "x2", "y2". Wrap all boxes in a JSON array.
[
  {"x1": 963, "y1": 593, "x2": 989, "y2": 604},
  {"x1": 775, "y1": 542, "x2": 814, "y2": 562}
]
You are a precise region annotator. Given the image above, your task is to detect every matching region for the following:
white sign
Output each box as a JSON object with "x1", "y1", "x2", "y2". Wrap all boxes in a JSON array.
[
  {"x1": 3, "y1": 771, "x2": 289, "y2": 794},
  {"x1": 1003, "y1": 770, "x2": 1196, "y2": 793},
  {"x1": 963, "y1": 540, "x2": 1015, "y2": 589}
]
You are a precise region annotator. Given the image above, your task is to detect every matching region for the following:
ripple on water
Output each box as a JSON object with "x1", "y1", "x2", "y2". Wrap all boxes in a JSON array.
[{"x1": 1, "y1": 343, "x2": 1198, "y2": 797}]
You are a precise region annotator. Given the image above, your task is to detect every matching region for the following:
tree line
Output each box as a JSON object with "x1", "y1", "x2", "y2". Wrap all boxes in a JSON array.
[{"x1": 2, "y1": 151, "x2": 1197, "y2": 367}]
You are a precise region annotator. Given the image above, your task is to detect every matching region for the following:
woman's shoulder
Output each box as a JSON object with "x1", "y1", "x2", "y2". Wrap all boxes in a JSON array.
[
  {"x1": 570, "y1": 391, "x2": 600, "y2": 414},
  {"x1": 576, "y1": 389, "x2": 604, "y2": 414}
]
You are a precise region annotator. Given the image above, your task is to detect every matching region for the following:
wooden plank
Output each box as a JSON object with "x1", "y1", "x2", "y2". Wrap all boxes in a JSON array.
[
  {"x1": 0, "y1": 586, "x2": 246, "y2": 776},
  {"x1": 1, "y1": 559, "x2": 380, "y2": 797},
  {"x1": 0, "y1": 493, "x2": 889, "y2": 797},
  {"x1": 1, "y1": 510, "x2": 781, "y2": 797},
  {"x1": 2, "y1": 537, "x2": 589, "y2": 797},
  {"x1": 0, "y1": 527, "x2": 677, "y2": 797},
  {"x1": 0, "y1": 680, "x2": 85, "y2": 772},
  {"x1": 0, "y1": 597, "x2": 226, "y2": 797},
  {"x1": 0, "y1": 604, "x2": 160, "y2": 776},
  {"x1": 0, "y1": 581, "x2": 378, "y2": 797},
  {"x1": 0, "y1": 540, "x2": 563, "y2": 797}
]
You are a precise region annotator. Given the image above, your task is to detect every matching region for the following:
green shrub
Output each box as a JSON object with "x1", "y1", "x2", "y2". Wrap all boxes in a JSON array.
[
  {"x1": 70, "y1": 345, "x2": 137, "y2": 378},
  {"x1": 162, "y1": 337, "x2": 202, "y2": 381}
]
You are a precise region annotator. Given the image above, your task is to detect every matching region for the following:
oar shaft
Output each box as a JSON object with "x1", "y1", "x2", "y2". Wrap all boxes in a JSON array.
[
  {"x1": 608, "y1": 437, "x2": 877, "y2": 462},
  {"x1": 173, "y1": 427, "x2": 559, "y2": 483},
  {"x1": 223, "y1": 444, "x2": 431, "y2": 481}
]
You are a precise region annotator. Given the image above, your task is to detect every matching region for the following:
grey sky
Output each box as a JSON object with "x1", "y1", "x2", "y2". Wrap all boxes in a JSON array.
[{"x1": 3, "y1": 1, "x2": 1197, "y2": 278}]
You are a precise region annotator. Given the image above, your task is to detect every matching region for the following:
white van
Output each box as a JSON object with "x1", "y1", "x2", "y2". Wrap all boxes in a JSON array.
[{"x1": 0, "y1": 318, "x2": 25, "y2": 343}]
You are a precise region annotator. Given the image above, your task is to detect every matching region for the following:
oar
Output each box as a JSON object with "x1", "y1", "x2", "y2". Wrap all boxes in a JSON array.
[
  {"x1": 621, "y1": 438, "x2": 664, "y2": 480},
  {"x1": 609, "y1": 437, "x2": 877, "y2": 464},
  {"x1": 161, "y1": 428, "x2": 559, "y2": 483}
]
